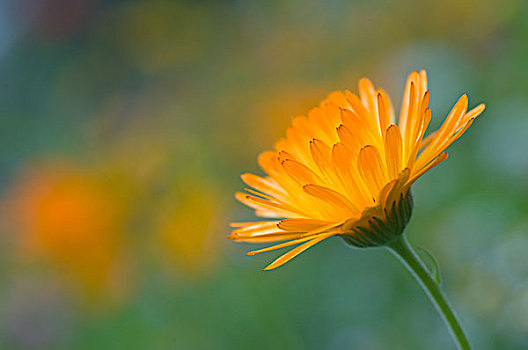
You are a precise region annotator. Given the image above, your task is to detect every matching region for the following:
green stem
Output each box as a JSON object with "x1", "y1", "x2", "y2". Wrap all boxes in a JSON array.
[{"x1": 386, "y1": 235, "x2": 471, "y2": 350}]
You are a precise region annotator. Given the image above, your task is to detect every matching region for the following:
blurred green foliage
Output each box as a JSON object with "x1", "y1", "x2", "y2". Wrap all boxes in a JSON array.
[{"x1": 0, "y1": 0, "x2": 527, "y2": 349}]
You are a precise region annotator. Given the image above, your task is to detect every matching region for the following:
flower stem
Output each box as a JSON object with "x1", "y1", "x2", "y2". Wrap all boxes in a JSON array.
[{"x1": 386, "y1": 235, "x2": 471, "y2": 350}]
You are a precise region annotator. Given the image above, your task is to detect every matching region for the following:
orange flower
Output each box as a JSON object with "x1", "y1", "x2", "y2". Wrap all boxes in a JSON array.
[
  {"x1": 6, "y1": 163, "x2": 131, "y2": 302},
  {"x1": 229, "y1": 70, "x2": 485, "y2": 270},
  {"x1": 156, "y1": 181, "x2": 223, "y2": 277}
]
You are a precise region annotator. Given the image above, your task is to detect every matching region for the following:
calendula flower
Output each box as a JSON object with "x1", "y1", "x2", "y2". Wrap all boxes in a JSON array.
[
  {"x1": 229, "y1": 70, "x2": 485, "y2": 270},
  {"x1": 230, "y1": 70, "x2": 485, "y2": 348},
  {"x1": 5, "y1": 163, "x2": 132, "y2": 304}
]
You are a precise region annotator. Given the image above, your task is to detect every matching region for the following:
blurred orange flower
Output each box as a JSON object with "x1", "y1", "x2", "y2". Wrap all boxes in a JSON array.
[
  {"x1": 156, "y1": 180, "x2": 223, "y2": 278},
  {"x1": 5, "y1": 162, "x2": 132, "y2": 303}
]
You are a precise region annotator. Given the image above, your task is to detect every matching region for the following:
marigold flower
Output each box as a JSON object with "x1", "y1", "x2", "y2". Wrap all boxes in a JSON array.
[
  {"x1": 229, "y1": 70, "x2": 485, "y2": 270},
  {"x1": 5, "y1": 163, "x2": 132, "y2": 303}
]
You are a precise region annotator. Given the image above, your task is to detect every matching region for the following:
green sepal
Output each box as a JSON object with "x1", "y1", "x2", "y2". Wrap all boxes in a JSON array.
[{"x1": 340, "y1": 191, "x2": 413, "y2": 249}]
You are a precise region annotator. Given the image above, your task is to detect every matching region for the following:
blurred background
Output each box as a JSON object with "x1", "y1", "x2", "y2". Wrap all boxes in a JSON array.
[{"x1": 0, "y1": 0, "x2": 527, "y2": 349}]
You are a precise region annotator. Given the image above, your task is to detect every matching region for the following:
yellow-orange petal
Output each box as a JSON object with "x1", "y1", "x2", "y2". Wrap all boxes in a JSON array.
[
  {"x1": 278, "y1": 218, "x2": 330, "y2": 232},
  {"x1": 241, "y1": 173, "x2": 286, "y2": 199},
  {"x1": 399, "y1": 71, "x2": 420, "y2": 138},
  {"x1": 282, "y1": 159, "x2": 322, "y2": 185},
  {"x1": 357, "y1": 145, "x2": 388, "y2": 199},
  {"x1": 384, "y1": 124, "x2": 403, "y2": 179},
  {"x1": 231, "y1": 221, "x2": 280, "y2": 237},
  {"x1": 408, "y1": 152, "x2": 449, "y2": 186},
  {"x1": 303, "y1": 184, "x2": 359, "y2": 213},
  {"x1": 377, "y1": 89, "x2": 395, "y2": 124},
  {"x1": 340, "y1": 109, "x2": 377, "y2": 149},
  {"x1": 231, "y1": 232, "x2": 309, "y2": 243},
  {"x1": 235, "y1": 192, "x2": 298, "y2": 218},
  {"x1": 429, "y1": 94, "x2": 469, "y2": 149},
  {"x1": 464, "y1": 103, "x2": 486, "y2": 121},
  {"x1": 377, "y1": 92, "x2": 390, "y2": 136},
  {"x1": 309, "y1": 139, "x2": 333, "y2": 177},
  {"x1": 359, "y1": 78, "x2": 378, "y2": 120},
  {"x1": 331, "y1": 142, "x2": 370, "y2": 207},
  {"x1": 336, "y1": 122, "x2": 363, "y2": 156},
  {"x1": 262, "y1": 233, "x2": 335, "y2": 270},
  {"x1": 257, "y1": 151, "x2": 281, "y2": 176}
]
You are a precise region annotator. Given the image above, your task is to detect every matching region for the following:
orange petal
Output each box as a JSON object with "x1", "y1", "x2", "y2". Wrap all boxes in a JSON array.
[
  {"x1": 309, "y1": 139, "x2": 333, "y2": 176},
  {"x1": 414, "y1": 95, "x2": 469, "y2": 169},
  {"x1": 402, "y1": 81, "x2": 417, "y2": 160},
  {"x1": 428, "y1": 95, "x2": 469, "y2": 150},
  {"x1": 262, "y1": 233, "x2": 335, "y2": 270},
  {"x1": 419, "y1": 130, "x2": 436, "y2": 150},
  {"x1": 278, "y1": 218, "x2": 331, "y2": 232},
  {"x1": 336, "y1": 123, "x2": 363, "y2": 156},
  {"x1": 418, "y1": 70, "x2": 428, "y2": 97},
  {"x1": 241, "y1": 173, "x2": 286, "y2": 199},
  {"x1": 464, "y1": 103, "x2": 486, "y2": 120},
  {"x1": 344, "y1": 91, "x2": 381, "y2": 145},
  {"x1": 231, "y1": 221, "x2": 281, "y2": 237},
  {"x1": 407, "y1": 107, "x2": 431, "y2": 167},
  {"x1": 229, "y1": 221, "x2": 271, "y2": 228},
  {"x1": 359, "y1": 78, "x2": 378, "y2": 120},
  {"x1": 409, "y1": 152, "x2": 449, "y2": 186},
  {"x1": 384, "y1": 124, "x2": 403, "y2": 179},
  {"x1": 399, "y1": 71, "x2": 419, "y2": 138},
  {"x1": 281, "y1": 159, "x2": 322, "y2": 185},
  {"x1": 231, "y1": 232, "x2": 309, "y2": 243},
  {"x1": 247, "y1": 236, "x2": 307, "y2": 256},
  {"x1": 235, "y1": 192, "x2": 298, "y2": 218},
  {"x1": 357, "y1": 145, "x2": 388, "y2": 199},
  {"x1": 303, "y1": 184, "x2": 359, "y2": 212},
  {"x1": 377, "y1": 92, "x2": 390, "y2": 136},
  {"x1": 332, "y1": 143, "x2": 371, "y2": 206},
  {"x1": 340, "y1": 109, "x2": 377, "y2": 148},
  {"x1": 377, "y1": 89, "x2": 395, "y2": 124},
  {"x1": 258, "y1": 151, "x2": 280, "y2": 176}
]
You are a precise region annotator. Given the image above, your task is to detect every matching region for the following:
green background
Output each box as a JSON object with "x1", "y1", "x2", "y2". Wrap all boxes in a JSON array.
[{"x1": 0, "y1": 0, "x2": 527, "y2": 349}]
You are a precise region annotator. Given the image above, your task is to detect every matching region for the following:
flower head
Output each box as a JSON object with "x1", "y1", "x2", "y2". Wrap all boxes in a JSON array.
[
  {"x1": 229, "y1": 70, "x2": 485, "y2": 270},
  {"x1": 5, "y1": 163, "x2": 132, "y2": 302}
]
